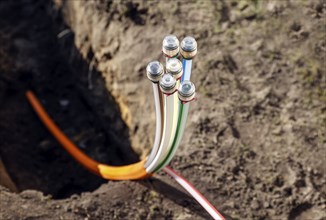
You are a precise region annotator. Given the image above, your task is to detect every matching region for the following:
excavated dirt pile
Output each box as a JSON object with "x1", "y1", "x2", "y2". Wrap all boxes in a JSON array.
[{"x1": 0, "y1": 0, "x2": 325, "y2": 219}]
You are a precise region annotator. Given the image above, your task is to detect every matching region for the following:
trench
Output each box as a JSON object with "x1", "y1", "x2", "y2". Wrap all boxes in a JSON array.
[{"x1": 0, "y1": 0, "x2": 139, "y2": 199}]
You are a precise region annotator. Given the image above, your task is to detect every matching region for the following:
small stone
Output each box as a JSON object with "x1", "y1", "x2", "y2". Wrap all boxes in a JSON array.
[
  {"x1": 20, "y1": 190, "x2": 44, "y2": 199},
  {"x1": 272, "y1": 127, "x2": 282, "y2": 135},
  {"x1": 39, "y1": 140, "x2": 53, "y2": 151},
  {"x1": 59, "y1": 99, "x2": 70, "y2": 107},
  {"x1": 228, "y1": 201, "x2": 235, "y2": 208},
  {"x1": 250, "y1": 39, "x2": 263, "y2": 51},
  {"x1": 71, "y1": 194, "x2": 79, "y2": 200},
  {"x1": 251, "y1": 200, "x2": 260, "y2": 210},
  {"x1": 267, "y1": 2, "x2": 276, "y2": 12}
]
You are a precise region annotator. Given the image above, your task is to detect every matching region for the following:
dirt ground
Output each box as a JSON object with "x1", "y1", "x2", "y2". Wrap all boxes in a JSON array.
[{"x1": 0, "y1": 0, "x2": 325, "y2": 219}]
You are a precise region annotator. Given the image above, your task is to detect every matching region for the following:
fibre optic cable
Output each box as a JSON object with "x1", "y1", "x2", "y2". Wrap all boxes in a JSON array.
[
  {"x1": 180, "y1": 36, "x2": 197, "y2": 82},
  {"x1": 25, "y1": 34, "x2": 225, "y2": 219},
  {"x1": 152, "y1": 38, "x2": 198, "y2": 172},
  {"x1": 25, "y1": 90, "x2": 225, "y2": 219},
  {"x1": 26, "y1": 91, "x2": 150, "y2": 180},
  {"x1": 145, "y1": 74, "x2": 178, "y2": 173},
  {"x1": 154, "y1": 81, "x2": 196, "y2": 172},
  {"x1": 146, "y1": 37, "x2": 181, "y2": 170},
  {"x1": 163, "y1": 166, "x2": 225, "y2": 220},
  {"x1": 145, "y1": 59, "x2": 182, "y2": 167},
  {"x1": 151, "y1": 58, "x2": 185, "y2": 172},
  {"x1": 144, "y1": 61, "x2": 164, "y2": 167}
]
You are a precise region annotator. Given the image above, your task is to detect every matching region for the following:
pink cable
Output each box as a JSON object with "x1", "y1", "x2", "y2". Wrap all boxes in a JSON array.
[{"x1": 163, "y1": 166, "x2": 225, "y2": 220}]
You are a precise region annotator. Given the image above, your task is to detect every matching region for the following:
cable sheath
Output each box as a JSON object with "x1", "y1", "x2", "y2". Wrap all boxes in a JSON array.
[
  {"x1": 145, "y1": 83, "x2": 163, "y2": 167},
  {"x1": 154, "y1": 103, "x2": 189, "y2": 172},
  {"x1": 26, "y1": 90, "x2": 225, "y2": 219},
  {"x1": 145, "y1": 93, "x2": 178, "y2": 173},
  {"x1": 163, "y1": 166, "x2": 225, "y2": 220},
  {"x1": 181, "y1": 59, "x2": 192, "y2": 82},
  {"x1": 26, "y1": 91, "x2": 149, "y2": 180}
]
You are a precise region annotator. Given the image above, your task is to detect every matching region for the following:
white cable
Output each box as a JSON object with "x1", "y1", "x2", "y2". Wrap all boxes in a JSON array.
[
  {"x1": 155, "y1": 103, "x2": 189, "y2": 171},
  {"x1": 146, "y1": 92, "x2": 178, "y2": 173},
  {"x1": 144, "y1": 83, "x2": 163, "y2": 167},
  {"x1": 163, "y1": 166, "x2": 225, "y2": 220},
  {"x1": 153, "y1": 80, "x2": 196, "y2": 172}
]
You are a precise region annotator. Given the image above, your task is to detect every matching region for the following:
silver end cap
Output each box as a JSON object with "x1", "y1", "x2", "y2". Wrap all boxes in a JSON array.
[
  {"x1": 160, "y1": 73, "x2": 177, "y2": 94},
  {"x1": 180, "y1": 36, "x2": 197, "y2": 59},
  {"x1": 162, "y1": 35, "x2": 180, "y2": 58},
  {"x1": 146, "y1": 61, "x2": 164, "y2": 83},
  {"x1": 178, "y1": 80, "x2": 196, "y2": 102},
  {"x1": 166, "y1": 58, "x2": 183, "y2": 79}
]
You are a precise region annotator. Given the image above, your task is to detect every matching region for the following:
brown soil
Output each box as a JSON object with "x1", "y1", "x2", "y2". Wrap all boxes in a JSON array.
[{"x1": 0, "y1": 0, "x2": 325, "y2": 219}]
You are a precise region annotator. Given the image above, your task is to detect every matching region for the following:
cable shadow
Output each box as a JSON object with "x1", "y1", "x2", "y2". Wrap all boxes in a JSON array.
[{"x1": 139, "y1": 177, "x2": 233, "y2": 220}]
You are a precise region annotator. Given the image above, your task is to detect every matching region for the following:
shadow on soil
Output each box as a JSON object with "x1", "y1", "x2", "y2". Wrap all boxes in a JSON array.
[
  {"x1": 0, "y1": 2, "x2": 234, "y2": 219},
  {"x1": 0, "y1": 0, "x2": 138, "y2": 199}
]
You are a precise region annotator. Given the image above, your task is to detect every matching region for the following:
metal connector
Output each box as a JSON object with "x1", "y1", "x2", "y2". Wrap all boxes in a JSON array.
[
  {"x1": 160, "y1": 74, "x2": 177, "y2": 95},
  {"x1": 146, "y1": 61, "x2": 164, "y2": 83},
  {"x1": 180, "y1": 36, "x2": 197, "y2": 59},
  {"x1": 162, "y1": 35, "x2": 180, "y2": 58},
  {"x1": 178, "y1": 80, "x2": 196, "y2": 103},
  {"x1": 166, "y1": 58, "x2": 183, "y2": 79}
]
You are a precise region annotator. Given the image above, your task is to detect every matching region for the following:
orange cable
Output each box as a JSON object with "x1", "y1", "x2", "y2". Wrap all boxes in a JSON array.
[
  {"x1": 26, "y1": 90, "x2": 150, "y2": 180},
  {"x1": 26, "y1": 90, "x2": 225, "y2": 219}
]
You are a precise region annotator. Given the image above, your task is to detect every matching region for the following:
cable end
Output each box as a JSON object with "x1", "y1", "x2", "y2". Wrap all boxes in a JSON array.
[
  {"x1": 178, "y1": 80, "x2": 196, "y2": 103},
  {"x1": 160, "y1": 73, "x2": 177, "y2": 95},
  {"x1": 180, "y1": 36, "x2": 197, "y2": 59},
  {"x1": 146, "y1": 61, "x2": 164, "y2": 83},
  {"x1": 166, "y1": 58, "x2": 183, "y2": 79},
  {"x1": 162, "y1": 35, "x2": 180, "y2": 58}
]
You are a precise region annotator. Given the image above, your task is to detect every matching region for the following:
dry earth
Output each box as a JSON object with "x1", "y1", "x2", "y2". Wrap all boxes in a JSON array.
[{"x1": 0, "y1": 0, "x2": 325, "y2": 219}]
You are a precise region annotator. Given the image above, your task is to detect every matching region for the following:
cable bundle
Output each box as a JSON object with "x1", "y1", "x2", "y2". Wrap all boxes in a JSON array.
[
  {"x1": 145, "y1": 35, "x2": 197, "y2": 173},
  {"x1": 25, "y1": 35, "x2": 224, "y2": 219}
]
